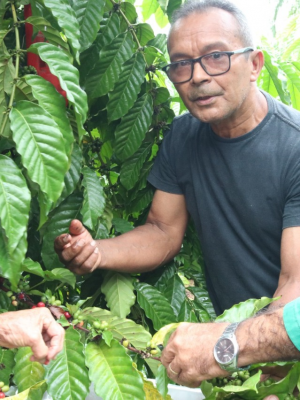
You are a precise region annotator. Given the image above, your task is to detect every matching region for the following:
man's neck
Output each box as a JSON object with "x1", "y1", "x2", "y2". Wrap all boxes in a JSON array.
[{"x1": 210, "y1": 90, "x2": 268, "y2": 139}]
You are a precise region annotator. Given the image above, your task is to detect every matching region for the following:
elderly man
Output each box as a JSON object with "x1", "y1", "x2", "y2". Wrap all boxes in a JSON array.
[
  {"x1": 0, "y1": 308, "x2": 64, "y2": 364},
  {"x1": 54, "y1": 0, "x2": 300, "y2": 388}
]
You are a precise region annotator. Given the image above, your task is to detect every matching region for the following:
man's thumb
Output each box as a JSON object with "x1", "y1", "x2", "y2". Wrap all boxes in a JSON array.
[{"x1": 69, "y1": 219, "x2": 86, "y2": 236}]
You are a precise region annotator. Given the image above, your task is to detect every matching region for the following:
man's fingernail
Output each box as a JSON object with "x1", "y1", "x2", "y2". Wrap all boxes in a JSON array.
[
  {"x1": 91, "y1": 240, "x2": 96, "y2": 247},
  {"x1": 75, "y1": 239, "x2": 85, "y2": 247},
  {"x1": 44, "y1": 360, "x2": 50, "y2": 365},
  {"x1": 63, "y1": 234, "x2": 70, "y2": 243},
  {"x1": 94, "y1": 247, "x2": 99, "y2": 254}
]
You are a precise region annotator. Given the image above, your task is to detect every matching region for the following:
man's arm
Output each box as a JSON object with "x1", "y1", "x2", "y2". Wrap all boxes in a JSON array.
[
  {"x1": 161, "y1": 305, "x2": 299, "y2": 388},
  {"x1": 270, "y1": 226, "x2": 300, "y2": 308},
  {"x1": 0, "y1": 308, "x2": 65, "y2": 363},
  {"x1": 54, "y1": 190, "x2": 189, "y2": 275}
]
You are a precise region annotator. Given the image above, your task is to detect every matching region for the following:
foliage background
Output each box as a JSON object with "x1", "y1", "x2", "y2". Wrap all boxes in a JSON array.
[{"x1": 0, "y1": 0, "x2": 300, "y2": 399}]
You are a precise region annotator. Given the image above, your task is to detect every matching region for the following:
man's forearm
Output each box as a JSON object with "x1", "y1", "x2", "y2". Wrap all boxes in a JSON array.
[
  {"x1": 96, "y1": 222, "x2": 181, "y2": 273},
  {"x1": 237, "y1": 307, "x2": 300, "y2": 367}
]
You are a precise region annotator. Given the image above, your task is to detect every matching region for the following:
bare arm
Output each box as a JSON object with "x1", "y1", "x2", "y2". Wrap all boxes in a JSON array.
[
  {"x1": 161, "y1": 306, "x2": 299, "y2": 388},
  {"x1": 270, "y1": 227, "x2": 300, "y2": 309},
  {"x1": 54, "y1": 190, "x2": 189, "y2": 274},
  {"x1": 0, "y1": 308, "x2": 65, "y2": 363}
]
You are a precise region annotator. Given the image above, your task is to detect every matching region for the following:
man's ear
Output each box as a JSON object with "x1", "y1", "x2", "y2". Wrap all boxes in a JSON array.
[{"x1": 250, "y1": 50, "x2": 264, "y2": 82}]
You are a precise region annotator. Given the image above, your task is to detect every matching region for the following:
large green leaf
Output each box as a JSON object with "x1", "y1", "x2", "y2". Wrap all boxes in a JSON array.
[
  {"x1": 81, "y1": 167, "x2": 105, "y2": 231},
  {"x1": 0, "y1": 43, "x2": 14, "y2": 137},
  {"x1": 107, "y1": 52, "x2": 146, "y2": 122},
  {"x1": 156, "y1": 364, "x2": 169, "y2": 398},
  {"x1": 262, "y1": 50, "x2": 289, "y2": 104},
  {"x1": 13, "y1": 347, "x2": 45, "y2": 392},
  {"x1": 10, "y1": 101, "x2": 68, "y2": 203},
  {"x1": 115, "y1": 93, "x2": 153, "y2": 161},
  {"x1": 162, "y1": 274, "x2": 186, "y2": 317},
  {"x1": 96, "y1": 12, "x2": 121, "y2": 49},
  {"x1": 141, "y1": 0, "x2": 159, "y2": 20},
  {"x1": 126, "y1": 187, "x2": 153, "y2": 214},
  {"x1": 178, "y1": 300, "x2": 198, "y2": 322},
  {"x1": 25, "y1": 75, "x2": 74, "y2": 157},
  {"x1": 85, "y1": 339, "x2": 145, "y2": 400},
  {"x1": 81, "y1": 307, "x2": 152, "y2": 349},
  {"x1": 57, "y1": 144, "x2": 82, "y2": 207},
  {"x1": 0, "y1": 348, "x2": 15, "y2": 384},
  {"x1": 28, "y1": 42, "x2": 88, "y2": 141},
  {"x1": 44, "y1": 268, "x2": 76, "y2": 288},
  {"x1": 15, "y1": 79, "x2": 34, "y2": 102},
  {"x1": 84, "y1": 32, "x2": 134, "y2": 99},
  {"x1": 0, "y1": 156, "x2": 31, "y2": 286},
  {"x1": 25, "y1": 16, "x2": 69, "y2": 52},
  {"x1": 135, "y1": 23, "x2": 155, "y2": 46},
  {"x1": 46, "y1": 328, "x2": 90, "y2": 400},
  {"x1": 42, "y1": 0, "x2": 81, "y2": 61},
  {"x1": 135, "y1": 282, "x2": 177, "y2": 330},
  {"x1": 7, "y1": 381, "x2": 47, "y2": 400},
  {"x1": 189, "y1": 287, "x2": 216, "y2": 321},
  {"x1": 72, "y1": 0, "x2": 106, "y2": 52},
  {"x1": 41, "y1": 192, "x2": 83, "y2": 270},
  {"x1": 22, "y1": 258, "x2": 45, "y2": 278},
  {"x1": 216, "y1": 297, "x2": 276, "y2": 323},
  {"x1": 120, "y1": 142, "x2": 152, "y2": 190},
  {"x1": 101, "y1": 271, "x2": 136, "y2": 318},
  {"x1": 281, "y1": 62, "x2": 300, "y2": 110}
]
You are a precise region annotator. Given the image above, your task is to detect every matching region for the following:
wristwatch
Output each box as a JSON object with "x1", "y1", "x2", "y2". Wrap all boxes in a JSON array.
[{"x1": 213, "y1": 322, "x2": 248, "y2": 373}]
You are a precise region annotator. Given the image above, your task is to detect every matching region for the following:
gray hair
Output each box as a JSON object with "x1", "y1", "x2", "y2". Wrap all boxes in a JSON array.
[{"x1": 170, "y1": 0, "x2": 254, "y2": 48}]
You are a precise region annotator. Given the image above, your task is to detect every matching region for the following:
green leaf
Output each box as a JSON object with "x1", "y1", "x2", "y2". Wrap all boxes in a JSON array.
[
  {"x1": 112, "y1": 218, "x2": 133, "y2": 234},
  {"x1": 120, "y1": 142, "x2": 152, "y2": 190},
  {"x1": 163, "y1": 274, "x2": 186, "y2": 317},
  {"x1": 72, "y1": 0, "x2": 106, "y2": 52},
  {"x1": 58, "y1": 144, "x2": 82, "y2": 207},
  {"x1": 95, "y1": 13, "x2": 121, "y2": 49},
  {"x1": 216, "y1": 297, "x2": 277, "y2": 323},
  {"x1": 262, "y1": 50, "x2": 289, "y2": 104},
  {"x1": 136, "y1": 282, "x2": 177, "y2": 330},
  {"x1": 0, "y1": 348, "x2": 15, "y2": 384},
  {"x1": 155, "y1": 6, "x2": 169, "y2": 28},
  {"x1": 85, "y1": 339, "x2": 145, "y2": 400},
  {"x1": 0, "y1": 44, "x2": 14, "y2": 137},
  {"x1": 81, "y1": 307, "x2": 152, "y2": 349},
  {"x1": 10, "y1": 101, "x2": 68, "y2": 203},
  {"x1": 81, "y1": 167, "x2": 105, "y2": 231},
  {"x1": 15, "y1": 79, "x2": 34, "y2": 102},
  {"x1": 25, "y1": 75, "x2": 74, "y2": 157},
  {"x1": 115, "y1": 93, "x2": 153, "y2": 161},
  {"x1": 107, "y1": 52, "x2": 146, "y2": 122},
  {"x1": 141, "y1": 0, "x2": 159, "y2": 21},
  {"x1": 101, "y1": 271, "x2": 136, "y2": 318},
  {"x1": 178, "y1": 300, "x2": 198, "y2": 322},
  {"x1": 135, "y1": 23, "x2": 155, "y2": 46},
  {"x1": 189, "y1": 287, "x2": 216, "y2": 321},
  {"x1": 119, "y1": 2, "x2": 138, "y2": 31},
  {"x1": 84, "y1": 32, "x2": 134, "y2": 99},
  {"x1": 25, "y1": 16, "x2": 69, "y2": 52},
  {"x1": 22, "y1": 258, "x2": 45, "y2": 278},
  {"x1": 44, "y1": 268, "x2": 76, "y2": 288},
  {"x1": 281, "y1": 62, "x2": 300, "y2": 110},
  {"x1": 0, "y1": 156, "x2": 31, "y2": 286},
  {"x1": 102, "y1": 330, "x2": 113, "y2": 347},
  {"x1": 14, "y1": 347, "x2": 45, "y2": 392},
  {"x1": 42, "y1": 0, "x2": 81, "y2": 61},
  {"x1": 153, "y1": 87, "x2": 170, "y2": 105},
  {"x1": 7, "y1": 380, "x2": 47, "y2": 400},
  {"x1": 41, "y1": 192, "x2": 83, "y2": 270},
  {"x1": 126, "y1": 187, "x2": 153, "y2": 214},
  {"x1": 46, "y1": 328, "x2": 90, "y2": 400},
  {"x1": 0, "y1": 291, "x2": 11, "y2": 310},
  {"x1": 28, "y1": 42, "x2": 88, "y2": 141},
  {"x1": 156, "y1": 364, "x2": 169, "y2": 398}
]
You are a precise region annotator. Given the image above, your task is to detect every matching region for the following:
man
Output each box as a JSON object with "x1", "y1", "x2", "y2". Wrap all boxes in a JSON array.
[
  {"x1": 161, "y1": 297, "x2": 300, "y2": 389},
  {"x1": 54, "y1": 0, "x2": 300, "y2": 383},
  {"x1": 0, "y1": 308, "x2": 65, "y2": 364}
]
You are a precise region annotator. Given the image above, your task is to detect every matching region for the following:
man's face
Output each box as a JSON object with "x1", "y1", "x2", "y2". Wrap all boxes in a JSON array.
[{"x1": 168, "y1": 9, "x2": 254, "y2": 127}]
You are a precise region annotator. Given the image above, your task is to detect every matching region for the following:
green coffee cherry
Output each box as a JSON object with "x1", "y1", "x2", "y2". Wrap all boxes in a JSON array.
[
  {"x1": 0, "y1": 382, "x2": 4, "y2": 388},
  {"x1": 2, "y1": 385, "x2": 9, "y2": 392},
  {"x1": 93, "y1": 321, "x2": 101, "y2": 329},
  {"x1": 54, "y1": 300, "x2": 62, "y2": 306},
  {"x1": 41, "y1": 296, "x2": 47, "y2": 303},
  {"x1": 150, "y1": 349, "x2": 158, "y2": 355},
  {"x1": 6, "y1": 291, "x2": 13, "y2": 298},
  {"x1": 122, "y1": 340, "x2": 129, "y2": 348}
]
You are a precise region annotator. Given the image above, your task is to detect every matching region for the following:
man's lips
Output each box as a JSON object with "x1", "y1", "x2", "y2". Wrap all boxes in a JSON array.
[{"x1": 189, "y1": 93, "x2": 220, "y2": 101}]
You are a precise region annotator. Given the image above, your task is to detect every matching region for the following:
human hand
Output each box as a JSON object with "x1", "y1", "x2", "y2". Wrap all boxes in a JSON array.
[
  {"x1": 161, "y1": 322, "x2": 229, "y2": 387},
  {"x1": 54, "y1": 219, "x2": 101, "y2": 274},
  {"x1": 0, "y1": 308, "x2": 65, "y2": 363}
]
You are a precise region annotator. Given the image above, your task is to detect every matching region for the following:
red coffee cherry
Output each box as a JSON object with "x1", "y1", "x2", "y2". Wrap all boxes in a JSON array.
[{"x1": 37, "y1": 302, "x2": 45, "y2": 307}]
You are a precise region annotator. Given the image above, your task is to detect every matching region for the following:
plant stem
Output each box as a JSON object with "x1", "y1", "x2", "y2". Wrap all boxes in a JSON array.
[{"x1": 0, "y1": 2, "x2": 21, "y2": 136}]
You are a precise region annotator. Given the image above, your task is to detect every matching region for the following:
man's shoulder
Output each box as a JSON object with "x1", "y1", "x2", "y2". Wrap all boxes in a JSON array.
[
  {"x1": 268, "y1": 93, "x2": 300, "y2": 132},
  {"x1": 169, "y1": 111, "x2": 203, "y2": 136}
]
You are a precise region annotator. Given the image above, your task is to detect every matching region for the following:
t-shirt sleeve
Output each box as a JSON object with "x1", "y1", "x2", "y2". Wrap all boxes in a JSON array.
[
  {"x1": 147, "y1": 123, "x2": 183, "y2": 195},
  {"x1": 283, "y1": 297, "x2": 300, "y2": 351},
  {"x1": 282, "y1": 159, "x2": 300, "y2": 229}
]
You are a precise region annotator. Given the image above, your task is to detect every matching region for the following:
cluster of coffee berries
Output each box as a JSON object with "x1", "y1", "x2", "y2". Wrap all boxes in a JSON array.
[
  {"x1": 209, "y1": 370, "x2": 251, "y2": 388},
  {"x1": 284, "y1": 394, "x2": 300, "y2": 400},
  {"x1": 90, "y1": 138, "x2": 102, "y2": 153},
  {"x1": 0, "y1": 381, "x2": 9, "y2": 398},
  {"x1": 258, "y1": 377, "x2": 276, "y2": 387},
  {"x1": 19, "y1": 65, "x2": 37, "y2": 77}
]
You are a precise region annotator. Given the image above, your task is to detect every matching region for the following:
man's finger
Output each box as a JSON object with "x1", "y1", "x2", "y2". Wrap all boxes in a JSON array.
[
  {"x1": 30, "y1": 335, "x2": 49, "y2": 364},
  {"x1": 69, "y1": 219, "x2": 86, "y2": 236},
  {"x1": 54, "y1": 233, "x2": 71, "y2": 251}
]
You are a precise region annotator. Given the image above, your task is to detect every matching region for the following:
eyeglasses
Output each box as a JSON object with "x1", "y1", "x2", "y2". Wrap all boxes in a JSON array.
[{"x1": 162, "y1": 47, "x2": 254, "y2": 84}]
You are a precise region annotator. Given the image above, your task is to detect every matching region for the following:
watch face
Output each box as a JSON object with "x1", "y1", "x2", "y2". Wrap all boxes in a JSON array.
[{"x1": 215, "y1": 338, "x2": 235, "y2": 363}]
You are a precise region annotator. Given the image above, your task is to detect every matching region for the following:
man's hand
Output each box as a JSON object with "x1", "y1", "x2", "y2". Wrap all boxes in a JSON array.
[
  {"x1": 0, "y1": 308, "x2": 65, "y2": 364},
  {"x1": 161, "y1": 322, "x2": 229, "y2": 387},
  {"x1": 54, "y1": 219, "x2": 101, "y2": 274}
]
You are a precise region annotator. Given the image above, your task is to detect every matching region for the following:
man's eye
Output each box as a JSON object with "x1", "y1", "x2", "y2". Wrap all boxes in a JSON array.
[
  {"x1": 211, "y1": 52, "x2": 225, "y2": 60},
  {"x1": 173, "y1": 60, "x2": 190, "y2": 68}
]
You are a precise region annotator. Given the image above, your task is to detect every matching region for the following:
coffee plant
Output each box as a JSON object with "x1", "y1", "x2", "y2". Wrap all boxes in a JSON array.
[{"x1": 0, "y1": 0, "x2": 300, "y2": 399}]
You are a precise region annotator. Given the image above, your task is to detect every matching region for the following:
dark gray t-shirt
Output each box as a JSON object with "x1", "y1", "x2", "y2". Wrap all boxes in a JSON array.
[{"x1": 148, "y1": 92, "x2": 300, "y2": 315}]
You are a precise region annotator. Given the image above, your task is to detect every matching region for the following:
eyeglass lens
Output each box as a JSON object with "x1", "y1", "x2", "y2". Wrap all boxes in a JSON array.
[{"x1": 167, "y1": 52, "x2": 230, "y2": 83}]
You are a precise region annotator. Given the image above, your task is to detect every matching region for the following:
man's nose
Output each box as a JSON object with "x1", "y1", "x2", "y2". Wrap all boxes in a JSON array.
[{"x1": 191, "y1": 61, "x2": 211, "y2": 84}]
